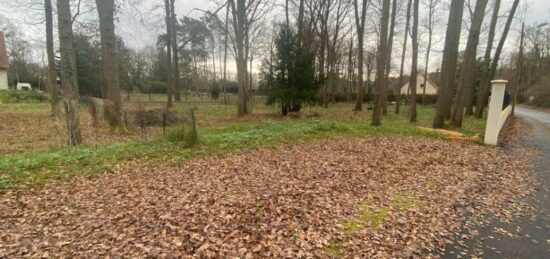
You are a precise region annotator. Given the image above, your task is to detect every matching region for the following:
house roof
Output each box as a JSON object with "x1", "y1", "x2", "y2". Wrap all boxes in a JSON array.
[
  {"x1": 0, "y1": 31, "x2": 8, "y2": 69},
  {"x1": 400, "y1": 74, "x2": 439, "y2": 90}
]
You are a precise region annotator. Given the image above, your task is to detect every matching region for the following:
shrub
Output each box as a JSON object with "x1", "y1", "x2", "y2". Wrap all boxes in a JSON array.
[
  {"x1": 132, "y1": 109, "x2": 183, "y2": 127},
  {"x1": 145, "y1": 81, "x2": 168, "y2": 94},
  {"x1": 0, "y1": 90, "x2": 50, "y2": 103},
  {"x1": 210, "y1": 82, "x2": 221, "y2": 99},
  {"x1": 166, "y1": 125, "x2": 198, "y2": 147}
]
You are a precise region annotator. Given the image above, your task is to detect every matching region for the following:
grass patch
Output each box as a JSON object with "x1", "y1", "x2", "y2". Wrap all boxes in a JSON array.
[
  {"x1": 343, "y1": 201, "x2": 389, "y2": 236},
  {"x1": 321, "y1": 244, "x2": 346, "y2": 257},
  {"x1": 0, "y1": 101, "x2": 486, "y2": 190}
]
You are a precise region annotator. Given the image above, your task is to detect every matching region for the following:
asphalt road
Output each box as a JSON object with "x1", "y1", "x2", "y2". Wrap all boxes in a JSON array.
[
  {"x1": 516, "y1": 107, "x2": 550, "y2": 128},
  {"x1": 445, "y1": 107, "x2": 550, "y2": 258}
]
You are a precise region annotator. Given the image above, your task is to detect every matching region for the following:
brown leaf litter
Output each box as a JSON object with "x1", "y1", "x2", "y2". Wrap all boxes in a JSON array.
[{"x1": 0, "y1": 123, "x2": 536, "y2": 257}]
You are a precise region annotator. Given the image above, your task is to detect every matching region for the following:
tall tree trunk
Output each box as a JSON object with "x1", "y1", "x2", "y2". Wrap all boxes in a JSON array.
[
  {"x1": 466, "y1": 0, "x2": 499, "y2": 116},
  {"x1": 474, "y1": 0, "x2": 519, "y2": 118},
  {"x1": 451, "y1": 0, "x2": 488, "y2": 126},
  {"x1": 45, "y1": 0, "x2": 59, "y2": 116},
  {"x1": 395, "y1": 0, "x2": 412, "y2": 114},
  {"x1": 346, "y1": 38, "x2": 354, "y2": 102},
  {"x1": 96, "y1": 0, "x2": 122, "y2": 126},
  {"x1": 319, "y1": 1, "x2": 328, "y2": 108},
  {"x1": 372, "y1": 0, "x2": 390, "y2": 125},
  {"x1": 433, "y1": 0, "x2": 464, "y2": 128},
  {"x1": 512, "y1": 22, "x2": 524, "y2": 116},
  {"x1": 164, "y1": 0, "x2": 174, "y2": 108},
  {"x1": 353, "y1": 0, "x2": 368, "y2": 111},
  {"x1": 57, "y1": 0, "x2": 82, "y2": 146},
  {"x1": 229, "y1": 0, "x2": 249, "y2": 116},
  {"x1": 422, "y1": 0, "x2": 437, "y2": 106},
  {"x1": 223, "y1": 3, "x2": 229, "y2": 104},
  {"x1": 382, "y1": 0, "x2": 397, "y2": 115},
  {"x1": 170, "y1": 0, "x2": 181, "y2": 102},
  {"x1": 408, "y1": 0, "x2": 419, "y2": 123}
]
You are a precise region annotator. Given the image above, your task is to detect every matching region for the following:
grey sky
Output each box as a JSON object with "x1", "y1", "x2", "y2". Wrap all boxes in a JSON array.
[{"x1": 0, "y1": 0, "x2": 548, "y2": 75}]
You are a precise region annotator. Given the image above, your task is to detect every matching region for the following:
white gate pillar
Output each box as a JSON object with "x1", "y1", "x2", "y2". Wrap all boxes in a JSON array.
[{"x1": 484, "y1": 80, "x2": 508, "y2": 145}]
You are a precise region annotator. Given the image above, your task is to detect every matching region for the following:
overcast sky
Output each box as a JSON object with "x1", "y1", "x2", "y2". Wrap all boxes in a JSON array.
[{"x1": 0, "y1": 0, "x2": 548, "y2": 75}]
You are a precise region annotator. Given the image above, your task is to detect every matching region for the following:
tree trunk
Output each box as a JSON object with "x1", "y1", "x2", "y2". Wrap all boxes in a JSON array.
[
  {"x1": 223, "y1": 3, "x2": 229, "y2": 104},
  {"x1": 467, "y1": 0, "x2": 499, "y2": 116},
  {"x1": 372, "y1": 0, "x2": 390, "y2": 125},
  {"x1": 512, "y1": 22, "x2": 524, "y2": 116},
  {"x1": 170, "y1": 0, "x2": 181, "y2": 102},
  {"x1": 395, "y1": 0, "x2": 412, "y2": 114},
  {"x1": 475, "y1": 0, "x2": 519, "y2": 118},
  {"x1": 57, "y1": 0, "x2": 82, "y2": 146},
  {"x1": 229, "y1": 0, "x2": 249, "y2": 116},
  {"x1": 353, "y1": 0, "x2": 368, "y2": 111},
  {"x1": 45, "y1": 0, "x2": 59, "y2": 116},
  {"x1": 422, "y1": 0, "x2": 437, "y2": 106},
  {"x1": 433, "y1": 0, "x2": 464, "y2": 128},
  {"x1": 346, "y1": 39, "x2": 354, "y2": 103},
  {"x1": 451, "y1": 0, "x2": 488, "y2": 126},
  {"x1": 382, "y1": 0, "x2": 397, "y2": 115},
  {"x1": 408, "y1": 0, "x2": 420, "y2": 123},
  {"x1": 96, "y1": 0, "x2": 122, "y2": 126},
  {"x1": 164, "y1": 0, "x2": 174, "y2": 108}
]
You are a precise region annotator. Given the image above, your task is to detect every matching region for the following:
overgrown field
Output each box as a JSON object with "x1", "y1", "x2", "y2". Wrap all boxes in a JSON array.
[{"x1": 0, "y1": 93, "x2": 486, "y2": 190}]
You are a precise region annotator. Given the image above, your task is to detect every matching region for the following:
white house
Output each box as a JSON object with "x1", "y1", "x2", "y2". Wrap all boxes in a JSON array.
[
  {"x1": 0, "y1": 31, "x2": 8, "y2": 90},
  {"x1": 400, "y1": 74, "x2": 439, "y2": 95}
]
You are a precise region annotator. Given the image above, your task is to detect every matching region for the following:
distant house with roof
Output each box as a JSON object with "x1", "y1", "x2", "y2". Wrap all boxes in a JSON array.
[
  {"x1": 0, "y1": 31, "x2": 8, "y2": 90},
  {"x1": 400, "y1": 75, "x2": 439, "y2": 95}
]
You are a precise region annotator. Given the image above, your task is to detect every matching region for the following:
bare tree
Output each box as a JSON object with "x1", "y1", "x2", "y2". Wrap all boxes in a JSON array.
[
  {"x1": 164, "y1": 0, "x2": 174, "y2": 108},
  {"x1": 353, "y1": 0, "x2": 369, "y2": 111},
  {"x1": 222, "y1": 3, "x2": 230, "y2": 104},
  {"x1": 421, "y1": 0, "x2": 440, "y2": 105},
  {"x1": 451, "y1": 0, "x2": 488, "y2": 126},
  {"x1": 228, "y1": 0, "x2": 267, "y2": 116},
  {"x1": 372, "y1": 0, "x2": 390, "y2": 125},
  {"x1": 45, "y1": 0, "x2": 59, "y2": 116},
  {"x1": 395, "y1": 0, "x2": 412, "y2": 114},
  {"x1": 512, "y1": 21, "x2": 525, "y2": 115},
  {"x1": 327, "y1": 0, "x2": 351, "y2": 107},
  {"x1": 57, "y1": 0, "x2": 82, "y2": 145},
  {"x1": 96, "y1": 0, "x2": 122, "y2": 126},
  {"x1": 170, "y1": 0, "x2": 181, "y2": 102},
  {"x1": 475, "y1": 0, "x2": 519, "y2": 118},
  {"x1": 433, "y1": 0, "x2": 464, "y2": 128},
  {"x1": 381, "y1": 0, "x2": 397, "y2": 115},
  {"x1": 408, "y1": 0, "x2": 420, "y2": 122}
]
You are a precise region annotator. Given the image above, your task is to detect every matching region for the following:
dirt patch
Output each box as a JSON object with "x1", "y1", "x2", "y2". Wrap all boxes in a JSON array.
[{"x1": 0, "y1": 136, "x2": 536, "y2": 257}]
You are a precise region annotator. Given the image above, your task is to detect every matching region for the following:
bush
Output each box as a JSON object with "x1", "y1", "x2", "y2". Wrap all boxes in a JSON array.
[
  {"x1": 131, "y1": 109, "x2": 184, "y2": 127},
  {"x1": 145, "y1": 81, "x2": 168, "y2": 94},
  {"x1": 398, "y1": 94, "x2": 438, "y2": 105},
  {"x1": 0, "y1": 90, "x2": 50, "y2": 103},
  {"x1": 210, "y1": 82, "x2": 221, "y2": 99},
  {"x1": 166, "y1": 125, "x2": 198, "y2": 147}
]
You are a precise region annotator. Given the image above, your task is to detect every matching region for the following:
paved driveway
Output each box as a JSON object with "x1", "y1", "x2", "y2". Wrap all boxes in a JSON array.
[
  {"x1": 515, "y1": 107, "x2": 550, "y2": 128},
  {"x1": 445, "y1": 107, "x2": 550, "y2": 258}
]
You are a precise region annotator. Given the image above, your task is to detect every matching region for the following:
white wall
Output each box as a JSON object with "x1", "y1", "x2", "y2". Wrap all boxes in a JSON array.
[
  {"x1": 400, "y1": 75, "x2": 438, "y2": 95},
  {"x1": 0, "y1": 69, "x2": 8, "y2": 90}
]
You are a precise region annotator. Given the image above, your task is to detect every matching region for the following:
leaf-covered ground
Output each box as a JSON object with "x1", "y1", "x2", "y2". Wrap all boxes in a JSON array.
[{"x1": 0, "y1": 131, "x2": 535, "y2": 257}]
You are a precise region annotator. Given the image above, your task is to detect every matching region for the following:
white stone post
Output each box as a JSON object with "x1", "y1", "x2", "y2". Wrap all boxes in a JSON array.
[{"x1": 484, "y1": 80, "x2": 507, "y2": 145}]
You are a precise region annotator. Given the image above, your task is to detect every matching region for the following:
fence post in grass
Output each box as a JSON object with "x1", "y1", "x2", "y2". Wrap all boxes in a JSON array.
[
  {"x1": 162, "y1": 112, "x2": 167, "y2": 138},
  {"x1": 124, "y1": 111, "x2": 128, "y2": 129},
  {"x1": 484, "y1": 80, "x2": 511, "y2": 145}
]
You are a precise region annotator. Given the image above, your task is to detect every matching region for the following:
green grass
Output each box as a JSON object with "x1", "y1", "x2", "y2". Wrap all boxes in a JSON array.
[{"x1": 0, "y1": 100, "x2": 487, "y2": 190}]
